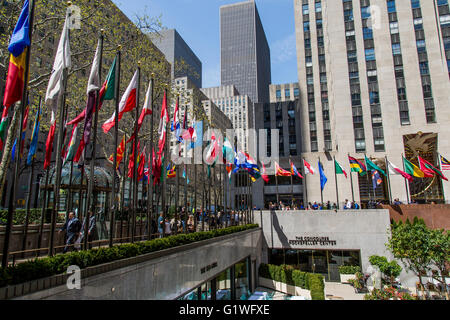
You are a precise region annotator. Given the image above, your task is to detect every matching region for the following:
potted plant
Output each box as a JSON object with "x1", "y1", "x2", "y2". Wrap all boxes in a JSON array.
[{"x1": 339, "y1": 265, "x2": 361, "y2": 283}]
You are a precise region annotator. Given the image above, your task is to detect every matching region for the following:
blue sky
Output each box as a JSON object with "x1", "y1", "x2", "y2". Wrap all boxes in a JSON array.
[{"x1": 112, "y1": 0, "x2": 298, "y2": 88}]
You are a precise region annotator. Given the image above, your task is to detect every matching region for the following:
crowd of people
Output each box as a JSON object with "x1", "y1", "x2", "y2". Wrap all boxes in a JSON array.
[{"x1": 267, "y1": 199, "x2": 361, "y2": 211}]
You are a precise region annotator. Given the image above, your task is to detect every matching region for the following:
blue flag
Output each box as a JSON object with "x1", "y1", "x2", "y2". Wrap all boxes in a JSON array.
[
  {"x1": 372, "y1": 170, "x2": 382, "y2": 189},
  {"x1": 8, "y1": 0, "x2": 31, "y2": 57},
  {"x1": 27, "y1": 104, "x2": 41, "y2": 165},
  {"x1": 319, "y1": 160, "x2": 327, "y2": 191}
]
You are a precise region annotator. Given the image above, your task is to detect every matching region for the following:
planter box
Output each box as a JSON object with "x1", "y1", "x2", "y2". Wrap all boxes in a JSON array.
[
  {"x1": 340, "y1": 274, "x2": 355, "y2": 284},
  {"x1": 258, "y1": 277, "x2": 311, "y2": 300}
]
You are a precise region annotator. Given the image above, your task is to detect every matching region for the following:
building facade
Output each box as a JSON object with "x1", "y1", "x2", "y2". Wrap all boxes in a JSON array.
[
  {"x1": 294, "y1": 0, "x2": 450, "y2": 207},
  {"x1": 253, "y1": 83, "x2": 304, "y2": 209},
  {"x1": 150, "y1": 29, "x2": 203, "y2": 89},
  {"x1": 220, "y1": 0, "x2": 272, "y2": 104}
]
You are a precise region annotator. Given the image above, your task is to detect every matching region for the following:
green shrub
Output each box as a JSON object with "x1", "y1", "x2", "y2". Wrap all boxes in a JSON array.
[
  {"x1": 0, "y1": 224, "x2": 259, "y2": 288},
  {"x1": 338, "y1": 265, "x2": 361, "y2": 274},
  {"x1": 258, "y1": 264, "x2": 325, "y2": 300}
]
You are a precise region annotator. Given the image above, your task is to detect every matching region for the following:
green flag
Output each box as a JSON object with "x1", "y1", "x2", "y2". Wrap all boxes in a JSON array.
[
  {"x1": 335, "y1": 160, "x2": 348, "y2": 178},
  {"x1": 365, "y1": 156, "x2": 386, "y2": 176}
]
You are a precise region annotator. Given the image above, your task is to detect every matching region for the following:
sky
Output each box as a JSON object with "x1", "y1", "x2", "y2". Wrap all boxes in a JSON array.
[{"x1": 111, "y1": 0, "x2": 298, "y2": 88}]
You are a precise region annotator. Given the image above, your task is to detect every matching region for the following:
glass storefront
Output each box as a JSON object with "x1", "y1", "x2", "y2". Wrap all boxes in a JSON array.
[
  {"x1": 177, "y1": 257, "x2": 251, "y2": 300},
  {"x1": 269, "y1": 249, "x2": 361, "y2": 282}
]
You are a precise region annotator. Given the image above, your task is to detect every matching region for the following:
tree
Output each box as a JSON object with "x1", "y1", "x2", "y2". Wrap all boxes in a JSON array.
[
  {"x1": 428, "y1": 228, "x2": 450, "y2": 300},
  {"x1": 368, "y1": 255, "x2": 402, "y2": 287},
  {"x1": 387, "y1": 219, "x2": 433, "y2": 299}
]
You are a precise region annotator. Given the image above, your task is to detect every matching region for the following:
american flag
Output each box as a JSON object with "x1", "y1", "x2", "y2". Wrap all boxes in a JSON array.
[{"x1": 440, "y1": 155, "x2": 450, "y2": 171}]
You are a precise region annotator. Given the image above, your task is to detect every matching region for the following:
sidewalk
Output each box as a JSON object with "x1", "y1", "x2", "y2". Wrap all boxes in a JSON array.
[{"x1": 324, "y1": 282, "x2": 366, "y2": 300}]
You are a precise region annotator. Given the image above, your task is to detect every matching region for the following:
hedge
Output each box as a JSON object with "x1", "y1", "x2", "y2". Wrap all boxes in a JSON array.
[
  {"x1": 259, "y1": 264, "x2": 325, "y2": 300},
  {"x1": 338, "y1": 265, "x2": 361, "y2": 275},
  {"x1": 0, "y1": 209, "x2": 65, "y2": 225},
  {"x1": 0, "y1": 224, "x2": 259, "y2": 288}
]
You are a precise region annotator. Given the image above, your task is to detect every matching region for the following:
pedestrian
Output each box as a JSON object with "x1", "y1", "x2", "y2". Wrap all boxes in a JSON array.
[
  {"x1": 187, "y1": 215, "x2": 195, "y2": 233},
  {"x1": 81, "y1": 210, "x2": 97, "y2": 249},
  {"x1": 164, "y1": 217, "x2": 172, "y2": 237},
  {"x1": 59, "y1": 212, "x2": 82, "y2": 253},
  {"x1": 158, "y1": 212, "x2": 164, "y2": 238}
]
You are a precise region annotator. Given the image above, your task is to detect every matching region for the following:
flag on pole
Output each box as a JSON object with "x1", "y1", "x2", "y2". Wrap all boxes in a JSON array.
[
  {"x1": 318, "y1": 160, "x2": 327, "y2": 191},
  {"x1": 334, "y1": 160, "x2": 348, "y2": 178},
  {"x1": 171, "y1": 99, "x2": 181, "y2": 141},
  {"x1": 290, "y1": 161, "x2": 304, "y2": 178},
  {"x1": 304, "y1": 159, "x2": 315, "y2": 175},
  {"x1": 138, "y1": 147, "x2": 146, "y2": 181},
  {"x1": 275, "y1": 162, "x2": 292, "y2": 177},
  {"x1": 11, "y1": 103, "x2": 29, "y2": 162},
  {"x1": 418, "y1": 156, "x2": 448, "y2": 181},
  {"x1": 27, "y1": 101, "x2": 41, "y2": 165},
  {"x1": 261, "y1": 162, "x2": 269, "y2": 183},
  {"x1": 102, "y1": 70, "x2": 138, "y2": 133},
  {"x1": 440, "y1": 155, "x2": 450, "y2": 171},
  {"x1": 167, "y1": 164, "x2": 176, "y2": 179},
  {"x1": 3, "y1": 0, "x2": 31, "y2": 108},
  {"x1": 63, "y1": 124, "x2": 78, "y2": 165},
  {"x1": 372, "y1": 170, "x2": 383, "y2": 189},
  {"x1": 109, "y1": 135, "x2": 126, "y2": 169},
  {"x1": 205, "y1": 130, "x2": 219, "y2": 165},
  {"x1": 153, "y1": 91, "x2": 169, "y2": 185},
  {"x1": 348, "y1": 156, "x2": 367, "y2": 176},
  {"x1": 365, "y1": 156, "x2": 387, "y2": 176},
  {"x1": 44, "y1": 122, "x2": 56, "y2": 170},
  {"x1": 128, "y1": 141, "x2": 140, "y2": 178},
  {"x1": 403, "y1": 157, "x2": 425, "y2": 178},
  {"x1": 0, "y1": 108, "x2": 10, "y2": 152},
  {"x1": 45, "y1": 12, "x2": 71, "y2": 125},
  {"x1": 226, "y1": 163, "x2": 233, "y2": 182},
  {"x1": 222, "y1": 137, "x2": 235, "y2": 164},
  {"x1": 387, "y1": 159, "x2": 413, "y2": 182}
]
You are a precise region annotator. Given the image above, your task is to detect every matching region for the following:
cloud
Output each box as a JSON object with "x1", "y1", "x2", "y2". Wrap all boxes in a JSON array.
[{"x1": 271, "y1": 33, "x2": 296, "y2": 64}]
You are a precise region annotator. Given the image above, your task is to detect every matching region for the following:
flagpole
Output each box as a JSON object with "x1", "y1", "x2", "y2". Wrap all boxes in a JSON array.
[
  {"x1": 175, "y1": 95, "x2": 180, "y2": 235},
  {"x1": 402, "y1": 154, "x2": 410, "y2": 204},
  {"x1": 2, "y1": 0, "x2": 36, "y2": 268},
  {"x1": 333, "y1": 156, "x2": 339, "y2": 209},
  {"x1": 84, "y1": 32, "x2": 104, "y2": 250},
  {"x1": 37, "y1": 166, "x2": 50, "y2": 256},
  {"x1": 438, "y1": 153, "x2": 446, "y2": 204},
  {"x1": 385, "y1": 156, "x2": 393, "y2": 204},
  {"x1": 146, "y1": 74, "x2": 154, "y2": 239},
  {"x1": 302, "y1": 158, "x2": 308, "y2": 209},
  {"x1": 290, "y1": 158, "x2": 293, "y2": 207},
  {"x1": 131, "y1": 64, "x2": 141, "y2": 243},
  {"x1": 22, "y1": 96, "x2": 42, "y2": 257},
  {"x1": 65, "y1": 159, "x2": 74, "y2": 217},
  {"x1": 109, "y1": 48, "x2": 121, "y2": 247},
  {"x1": 319, "y1": 157, "x2": 323, "y2": 205},
  {"x1": 364, "y1": 154, "x2": 372, "y2": 208},
  {"x1": 119, "y1": 133, "x2": 128, "y2": 243},
  {"x1": 161, "y1": 86, "x2": 169, "y2": 237},
  {"x1": 348, "y1": 153, "x2": 355, "y2": 204}
]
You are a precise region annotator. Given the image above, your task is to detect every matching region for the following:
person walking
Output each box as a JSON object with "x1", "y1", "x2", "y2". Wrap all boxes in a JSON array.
[
  {"x1": 158, "y1": 212, "x2": 164, "y2": 238},
  {"x1": 59, "y1": 212, "x2": 82, "y2": 253},
  {"x1": 81, "y1": 210, "x2": 97, "y2": 249},
  {"x1": 164, "y1": 217, "x2": 172, "y2": 237}
]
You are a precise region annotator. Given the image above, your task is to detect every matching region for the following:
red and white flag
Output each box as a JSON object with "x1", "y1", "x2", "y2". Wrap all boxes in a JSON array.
[
  {"x1": 102, "y1": 70, "x2": 138, "y2": 133},
  {"x1": 157, "y1": 91, "x2": 169, "y2": 156},
  {"x1": 205, "y1": 130, "x2": 218, "y2": 164},
  {"x1": 387, "y1": 159, "x2": 413, "y2": 182},
  {"x1": 304, "y1": 159, "x2": 315, "y2": 175},
  {"x1": 127, "y1": 80, "x2": 153, "y2": 143}
]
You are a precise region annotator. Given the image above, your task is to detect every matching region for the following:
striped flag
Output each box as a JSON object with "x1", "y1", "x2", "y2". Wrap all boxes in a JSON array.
[
  {"x1": 303, "y1": 159, "x2": 315, "y2": 175},
  {"x1": 63, "y1": 124, "x2": 78, "y2": 165},
  {"x1": 440, "y1": 155, "x2": 450, "y2": 171}
]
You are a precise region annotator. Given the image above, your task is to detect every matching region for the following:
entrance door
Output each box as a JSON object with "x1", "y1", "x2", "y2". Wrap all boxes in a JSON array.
[{"x1": 312, "y1": 250, "x2": 328, "y2": 280}]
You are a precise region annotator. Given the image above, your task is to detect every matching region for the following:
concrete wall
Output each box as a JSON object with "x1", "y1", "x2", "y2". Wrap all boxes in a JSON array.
[
  {"x1": 15, "y1": 228, "x2": 262, "y2": 300},
  {"x1": 254, "y1": 209, "x2": 419, "y2": 288},
  {"x1": 380, "y1": 204, "x2": 450, "y2": 230}
]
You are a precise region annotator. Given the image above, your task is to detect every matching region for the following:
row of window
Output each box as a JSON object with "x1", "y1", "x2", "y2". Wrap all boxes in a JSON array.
[{"x1": 275, "y1": 87, "x2": 300, "y2": 99}]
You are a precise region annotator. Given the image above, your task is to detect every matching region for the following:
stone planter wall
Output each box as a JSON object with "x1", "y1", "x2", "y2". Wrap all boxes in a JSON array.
[{"x1": 258, "y1": 277, "x2": 311, "y2": 299}]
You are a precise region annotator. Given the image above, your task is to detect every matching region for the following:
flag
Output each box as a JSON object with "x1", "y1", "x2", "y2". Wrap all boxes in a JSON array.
[
  {"x1": 291, "y1": 161, "x2": 304, "y2": 179},
  {"x1": 365, "y1": 156, "x2": 386, "y2": 176},
  {"x1": 418, "y1": 156, "x2": 448, "y2": 181},
  {"x1": 440, "y1": 155, "x2": 450, "y2": 171},
  {"x1": 3, "y1": 0, "x2": 30, "y2": 108},
  {"x1": 387, "y1": 159, "x2": 413, "y2": 182},
  {"x1": 127, "y1": 80, "x2": 153, "y2": 143},
  {"x1": 205, "y1": 130, "x2": 219, "y2": 164},
  {"x1": 12, "y1": 103, "x2": 29, "y2": 162},
  {"x1": 102, "y1": 69, "x2": 138, "y2": 133},
  {"x1": 222, "y1": 137, "x2": 235, "y2": 164},
  {"x1": 182, "y1": 166, "x2": 189, "y2": 184},
  {"x1": 68, "y1": 56, "x2": 117, "y2": 127},
  {"x1": 45, "y1": 13, "x2": 71, "y2": 124},
  {"x1": 0, "y1": 108, "x2": 10, "y2": 152},
  {"x1": 318, "y1": 160, "x2": 327, "y2": 191},
  {"x1": 27, "y1": 101, "x2": 41, "y2": 165},
  {"x1": 44, "y1": 122, "x2": 56, "y2": 170},
  {"x1": 275, "y1": 162, "x2": 292, "y2": 177},
  {"x1": 157, "y1": 91, "x2": 169, "y2": 156},
  {"x1": 128, "y1": 141, "x2": 140, "y2": 178},
  {"x1": 261, "y1": 162, "x2": 269, "y2": 183},
  {"x1": 226, "y1": 163, "x2": 233, "y2": 182},
  {"x1": 304, "y1": 159, "x2": 315, "y2": 175},
  {"x1": 403, "y1": 157, "x2": 425, "y2": 178},
  {"x1": 167, "y1": 164, "x2": 176, "y2": 179},
  {"x1": 138, "y1": 147, "x2": 146, "y2": 181},
  {"x1": 187, "y1": 119, "x2": 203, "y2": 150},
  {"x1": 171, "y1": 99, "x2": 181, "y2": 141},
  {"x1": 349, "y1": 156, "x2": 367, "y2": 176},
  {"x1": 372, "y1": 170, "x2": 382, "y2": 189},
  {"x1": 334, "y1": 160, "x2": 348, "y2": 178},
  {"x1": 109, "y1": 135, "x2": 126, "y2": 169},
  {"x1": 63, "y1": 124, "x2": 78, "y2": 165}
]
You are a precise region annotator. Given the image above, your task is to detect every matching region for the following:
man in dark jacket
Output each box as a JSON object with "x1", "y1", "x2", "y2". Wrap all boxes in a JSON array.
[
  {"x1": 59, "y1": 212, "x2": 82, "y2": 253},
  {"x1": 81, "y1": 211, "x2": 97, "y2": 249}
]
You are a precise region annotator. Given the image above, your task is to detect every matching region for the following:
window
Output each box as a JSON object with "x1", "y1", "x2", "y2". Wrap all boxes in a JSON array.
[
  {"x1": 315, "y1": 2, "x2": 322, "y2": 13},
  {"x1": 392, "y1": 43, "x2": 401, "y2": 55},
  {"x1": 363, "y1": 27, "x2": 373, "y2": 40},
  {"x1": 344, "y1": 9, "x2": 353, "y2": 22},
  {"x1": 365, "y1": 48, "x2": 376, "y2": 61},
  {"x1": 303, "y1": 21, "x2": 310, "y2": 32},
  {"x1": 411, "y1": 0, "x2": 421, "y2": 9},
  {"x1": 387, "y1": 0, "x2": 396, "y2": 13},
  {"x1": 276, "y1": 90, "x2": 281, "y2": 98},
  {"x1": 316, "y1": 19, "x2": 323, "y2": 29},
  {"x1": 416, "y1": 39, "x2": 426, "y2": 52},
  {"x1": 390, "y1": 22, "x2": 399, "y2": 34},
  {"x1": 294, "y1": 88, "x2": 300, "y2": 97},
  {"x1": 347, "y1": 50, "x2": 357, "y2": 62},
  {"x1": 419, "y1": 61, "x2": 429, "y2": 74},
  {"x1": 302, "y1": 4, "x2": 309, "y2": 15},
  {"x1": 414, "y1": 18, "x2": 423, "y2": 30},
  {"x1": 361, "y1": 6, "x2": 371, "y2": 19},
  {"x1": 285, "y1": 88, "x2": 290, "y2": 98}
]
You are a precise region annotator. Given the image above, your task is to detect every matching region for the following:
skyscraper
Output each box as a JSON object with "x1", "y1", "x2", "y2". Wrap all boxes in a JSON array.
[
  {"x1": 150, "y1": 29, "x2": 202, "y2": 88},
  {"x1": 220, "y1": 0, "x2": 272, "y2": 103},
  {"x1": 294, "y1": 0, "x2": 450, "y2": 207}
]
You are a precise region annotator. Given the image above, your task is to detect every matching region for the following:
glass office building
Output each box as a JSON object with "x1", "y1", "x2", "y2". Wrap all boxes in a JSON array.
[{"x1": 220, "y1": 0, "x2": 271, "y2": 103}]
